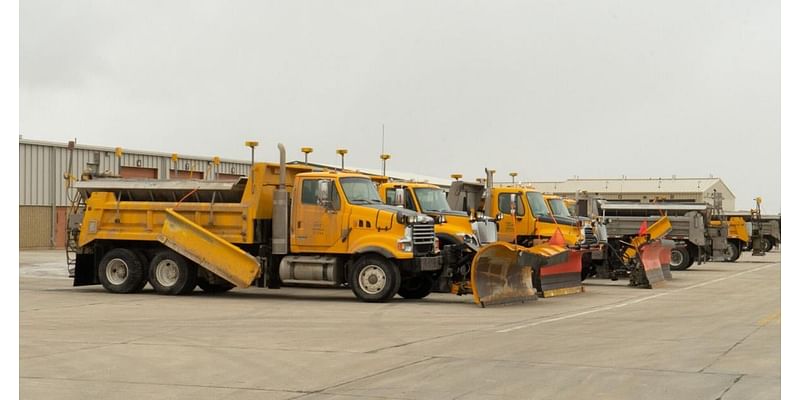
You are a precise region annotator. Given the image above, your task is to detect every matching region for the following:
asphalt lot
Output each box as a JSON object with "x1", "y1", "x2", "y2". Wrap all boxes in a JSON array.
[{"x1": 20, "y1": 249, "x2": 780, "y2": 400}]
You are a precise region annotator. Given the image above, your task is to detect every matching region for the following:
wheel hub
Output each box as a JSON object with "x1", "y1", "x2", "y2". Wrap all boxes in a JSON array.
[
  {"x1": 106, "y1": 258, "x2": 129, "y2": 285},
  {"x1": 155, "y1": 259, "x2": 180, "y2": 287},
  {"x1": 670, "y1": 250, "x2": 683, "y2": 266},
  {"x1": 358, "y1": 265, "x2": 387, "y2": 295}
]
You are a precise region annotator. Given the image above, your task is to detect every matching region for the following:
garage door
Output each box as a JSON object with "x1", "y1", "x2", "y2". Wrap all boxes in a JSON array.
[
  {"x1": 170, "y1": 170, "x2": 204, "y2": 180},
  {"x1": 120, "y1": 166, "x2": 158, "y2": 179}
]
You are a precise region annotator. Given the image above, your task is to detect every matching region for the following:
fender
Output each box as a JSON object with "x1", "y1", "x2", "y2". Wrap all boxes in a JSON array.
[{"x1": 353, "y1": 246, "x2": 395, "y2": 259}]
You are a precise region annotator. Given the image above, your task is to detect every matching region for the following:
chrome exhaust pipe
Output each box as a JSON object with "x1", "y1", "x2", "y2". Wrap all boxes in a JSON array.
[{"x1": 272, "y1": 143, "x2": 288, "y2": 254}]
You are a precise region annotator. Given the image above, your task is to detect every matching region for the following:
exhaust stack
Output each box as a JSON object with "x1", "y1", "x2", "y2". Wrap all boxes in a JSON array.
[{"x1": 272, "y1": 144, "x2": 289, "y2": 255}]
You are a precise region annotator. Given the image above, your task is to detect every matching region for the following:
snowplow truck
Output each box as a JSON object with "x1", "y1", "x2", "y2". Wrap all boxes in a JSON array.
[
  {"x1": 522, "y1": 192, "x2": 676, "y2": 288},
  {"x1": 720, "y1": 211, "x2": 781, "y2": 253},
  {"x1": 67, "y1": 144, "x2": 538, "y2": 306},
  {"x1": 571, "y1": 196, "x2": 734, "y2": 270},
  {"x1": 378, "y1": 180, "x2": 568, "y2": 304},
  {"x1": 444, "y1": 171, "x2": 596, "y2": 297}
]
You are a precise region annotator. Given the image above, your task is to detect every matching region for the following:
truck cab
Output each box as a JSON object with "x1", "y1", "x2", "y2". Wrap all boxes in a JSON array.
[
  {"x1": 377, "y1": 182, "x2": 481, "y2": 248},
  {"x1": 487, "y1": 186, "x2": 583, "y2": 247}
]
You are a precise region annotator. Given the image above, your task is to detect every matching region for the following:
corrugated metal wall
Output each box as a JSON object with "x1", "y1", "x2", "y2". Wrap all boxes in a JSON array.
[
  {"x1": 19, "y1": 139, "x2": 252, "y2": 248},
  {"x1": 19, "y1": 140, "x2": 252, "y2": 207}
]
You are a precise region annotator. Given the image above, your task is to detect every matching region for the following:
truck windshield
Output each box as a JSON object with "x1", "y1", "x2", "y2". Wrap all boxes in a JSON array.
[
  {"x1": 340, "y1": 178, "x2": 383, "y2": 204},
  {"x1": 548, "y1": 199, "x2": 572, "y2": 217},
  {"x1": 414, "y1": 188, "x2": 451, "y2": 212},
  {"x1": 526, "y1": 192, "x2": 551, "y2": 217}
]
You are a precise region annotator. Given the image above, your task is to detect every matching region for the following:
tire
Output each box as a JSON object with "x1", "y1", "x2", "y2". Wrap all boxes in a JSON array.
[
  {"x1": 398, "y1": 275, "x2": 433, "y2": 299},
  {"x1": 669, "y1": 247, "x2": 693, "y2": 271},
  {"x1": 349, "y1": 255, "x2": 401, "y2": 302},
  {"x1": 148, "y1": 250, "x2": 198, "y2": 295},
  {"x1": 98, "y1": 248, "x2": 147, "y2": 293},
  {"x1": 131, "y1": 249, "x2": 150, "y2": 291},
  {"x1": 197, "y1": 278, "x2": 235, "y2": 293},
  {"x1": 723, "y1": 240, "x2": 740, "y2": 262},
  {"x1": 764, "y1": 237, "x2": 775, "y2": 252}
]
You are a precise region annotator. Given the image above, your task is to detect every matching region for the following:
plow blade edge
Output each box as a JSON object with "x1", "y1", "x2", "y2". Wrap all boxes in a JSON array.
[
  {"x1": 631, "y1": 240, "x2": 674, "y2": 288},
  {"x1": 470, "y1": 242, "x2": 539, "y2": 307}
]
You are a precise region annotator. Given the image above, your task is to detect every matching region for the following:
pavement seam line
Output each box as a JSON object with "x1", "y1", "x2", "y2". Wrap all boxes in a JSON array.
[
  {"x1": 496, "y1": 262, "x2": 779, "y2": 333},
  {"x1": 715, "y1": 374, "x2": 744, "y2": 400},
  {"x1": 286, "y1": 357, "x2": 436, "y2": 400},
  {"x1": 20, "y1": 375, "x2": 311, "y2": 394}
]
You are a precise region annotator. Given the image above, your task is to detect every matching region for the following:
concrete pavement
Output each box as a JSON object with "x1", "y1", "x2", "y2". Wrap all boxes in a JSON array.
[{"x1": 20, "y1": 250, "x2": 780, "y2": 399}]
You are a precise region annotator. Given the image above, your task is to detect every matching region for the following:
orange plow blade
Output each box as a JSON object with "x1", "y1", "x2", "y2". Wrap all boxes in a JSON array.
[
  {"x1": 631, "y1": 240, "x2": 675, "y2": 288},
  {"x1": 530, "y1": 245, "x2": 585, "y2": 298}
]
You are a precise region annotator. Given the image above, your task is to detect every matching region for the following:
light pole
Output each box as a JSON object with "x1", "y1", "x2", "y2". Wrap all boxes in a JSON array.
[
  {"x1": 450, "y1": 174, "x2": 462, "y2": 181},
  {"x1": 509, "y1": 172, "x2": 518, "y2": 184},
  {"x1": 245, "y1": 141, "x2": 258, "y2": 193},
  {"x1": 301, "y1": 147, "x2": 313, "y2": 164},
  {"x1": 380, "y1": 153, "x2": 391, "y2": 176},
  {"x1": 336, "y1": 149, "x2": 348, "y2": 170}
]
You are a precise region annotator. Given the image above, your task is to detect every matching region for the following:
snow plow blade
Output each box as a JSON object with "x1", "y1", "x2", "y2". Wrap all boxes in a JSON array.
[
  {"x1": 631, "y1": 240, "x2": 674, "y2": 288},
  {"x1": 529, "y1": 245, "x2": 584, "y2": 298},
  {"x1": 659, "y1": 240, "x2": 675, "y2": 280},
  {"x1": 469, "y1": 242, "x2": 540, "y2": 307}
]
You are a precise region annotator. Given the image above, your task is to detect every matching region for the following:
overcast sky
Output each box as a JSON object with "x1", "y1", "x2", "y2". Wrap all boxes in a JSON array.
[{"x1": 20, "y1": 0, "x2": 780, "y2": 212}]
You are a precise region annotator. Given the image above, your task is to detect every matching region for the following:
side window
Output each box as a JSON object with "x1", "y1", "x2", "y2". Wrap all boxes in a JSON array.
[
  {"x1": 498, "y1": 193, "x2": 525, "y2": 215},
  {"x1": 385, "y1": 188, "x2": 398, "y2": 206},
  {"x1": 301, "y1": 179, "x2": 341, "y2": 210},
  {"x1": 384, "y1": 188, "x2": 415, "y2": 210},
  {"x1": 301, "y1": 179, "x2": 319, "y2": 205}
]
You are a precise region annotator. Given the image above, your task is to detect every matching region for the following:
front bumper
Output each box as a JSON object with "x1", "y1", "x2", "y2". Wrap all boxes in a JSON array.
[{"x1": 410, "y1": 256, "x2": 443, "y2": 272}]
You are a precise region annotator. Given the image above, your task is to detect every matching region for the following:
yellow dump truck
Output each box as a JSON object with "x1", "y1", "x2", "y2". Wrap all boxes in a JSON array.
[{"x1": 67, "y1": 144, "x2": 544, "y2": 306}]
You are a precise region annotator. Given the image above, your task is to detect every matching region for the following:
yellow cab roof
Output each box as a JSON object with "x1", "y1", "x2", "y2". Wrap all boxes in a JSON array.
[{"x1": 381, "y1": 181, "x2": 441, "y2": 190}]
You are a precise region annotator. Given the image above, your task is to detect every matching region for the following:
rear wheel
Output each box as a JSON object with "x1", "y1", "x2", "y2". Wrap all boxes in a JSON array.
[
  {"x1": 723, "y1": 240, "x2": 741, "y2": 262},
  {"x1": 349, "y1": 255, "x2": 401, "y2": 302},
  {"x1": 669, "y1": 247, "x2": 693, "y2": 270},
  {"x1": 98, "y1": 248, "x2": 147, "y2": 293},
  {"x1": 398, "y1": 275, "x2": 433, "y2": 299},
  {"x1": 148, "y1": 250, "x2": 198, "y2": 295},
  {"x1": 764, "y1": 237, "x2": 775, "y2": 252}
]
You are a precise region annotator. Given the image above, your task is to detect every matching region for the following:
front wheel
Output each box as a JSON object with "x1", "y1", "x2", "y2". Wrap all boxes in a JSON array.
[
  {"x1": 764, "y1": 237, "x2": 775, "y2": 252},
  {"x1": 398, "y1": 275, "x2": 433, "y2": 299},
  {"x1": 349, "y1": 256, "x2": 401, "y2": 302},
  {"x1": 723, "y1": 240, "x2": 741, "y2": 262},
  {"x1": 148, "y1": 250, "x2": 198, "y2": 295},
  {"x1": 669, "y1": 247, "x2": 693, "y2": 270}
]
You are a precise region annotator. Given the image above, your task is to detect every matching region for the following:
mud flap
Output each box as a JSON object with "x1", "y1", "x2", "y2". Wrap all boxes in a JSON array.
[
  {"x1": 631, "y1": 241, "x2": 669, "y2": 288},
  {"x1": 530, "y1": 245, "x2": 584, "y2": 298},
  {"x1": 470, "y1": 242, "x2": 539, "y2": 307}
]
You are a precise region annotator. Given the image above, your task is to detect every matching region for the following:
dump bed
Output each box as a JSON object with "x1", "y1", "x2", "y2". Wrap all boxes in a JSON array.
[{"x1": 74, "y1": 163, "x2": 311, "y2": 247}]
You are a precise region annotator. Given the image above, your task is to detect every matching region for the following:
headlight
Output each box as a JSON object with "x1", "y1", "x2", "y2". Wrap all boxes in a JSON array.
[
  {"x1": 456, "y1": 233, "x2": 479, "y2": 247},
  {"x1": 397, "y1": 226, "x2": 413, "y2": 252}
]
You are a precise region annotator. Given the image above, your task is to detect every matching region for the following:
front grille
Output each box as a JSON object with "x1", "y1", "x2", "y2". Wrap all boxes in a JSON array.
[{"x1": 411, "y1": 223, "x2": 436, "y2": 254}]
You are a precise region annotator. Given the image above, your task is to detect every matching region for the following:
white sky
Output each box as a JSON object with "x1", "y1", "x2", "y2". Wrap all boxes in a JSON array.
[{"x1": 20, "y1": 0, "x2": 780, "y2": 213}]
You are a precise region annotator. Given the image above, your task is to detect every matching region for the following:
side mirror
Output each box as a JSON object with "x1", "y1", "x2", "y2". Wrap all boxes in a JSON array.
[
  {"x1": 509, "y1": 193, "x2": 517, "y2": 216},
  {"x1": 394, "y1": 188, "x2": 406, "y2": 208},
  {"x1": 317, "y1": 179, "x2": 332, "y2": 209}
]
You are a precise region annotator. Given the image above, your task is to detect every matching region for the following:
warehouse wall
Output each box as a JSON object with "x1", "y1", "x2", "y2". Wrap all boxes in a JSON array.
[{"x1": 19, "y1": 206, "x2": 52, "y2": 248}]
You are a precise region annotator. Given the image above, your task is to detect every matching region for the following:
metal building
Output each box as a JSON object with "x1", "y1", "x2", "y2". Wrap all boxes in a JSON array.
[
  {"x1": 526, "y1": 177, "x2": 736, "y2": 211},
  {"x1": 19, "y1": 138, "x2": 252, "y2": 248}
]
